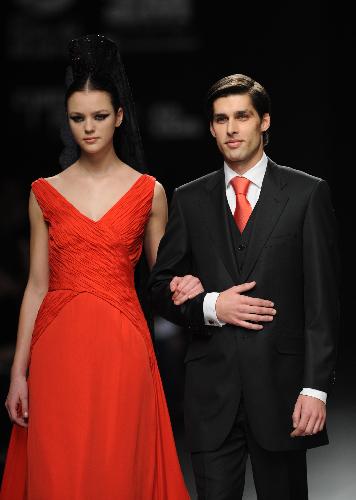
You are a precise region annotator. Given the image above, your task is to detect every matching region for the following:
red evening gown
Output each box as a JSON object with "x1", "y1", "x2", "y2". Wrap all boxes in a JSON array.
[{"x1": 0, "y1": 174, "x2": 189, "y2": 500}]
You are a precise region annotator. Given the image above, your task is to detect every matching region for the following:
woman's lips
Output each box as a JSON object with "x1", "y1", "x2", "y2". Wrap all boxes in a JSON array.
[{"x1": 83, "y1": 137, "x2": 99, "y2": 144}]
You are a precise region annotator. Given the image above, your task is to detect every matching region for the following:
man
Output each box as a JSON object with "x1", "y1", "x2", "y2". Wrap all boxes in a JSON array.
[{"x1": 149, "y1": 74, "x2": 339, "y2": 499}]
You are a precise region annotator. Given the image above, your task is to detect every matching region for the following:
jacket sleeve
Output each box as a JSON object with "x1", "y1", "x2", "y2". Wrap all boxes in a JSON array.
[
  {"x1": 148, "y1": 189, "x2": 206, "y2": 329},
  {"x1": 302, "y1": 179, "x2": 340, "y2": 393}
]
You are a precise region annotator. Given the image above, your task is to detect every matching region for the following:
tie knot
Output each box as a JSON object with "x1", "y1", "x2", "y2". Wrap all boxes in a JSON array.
[{"x1": 230, "y1": 176, "x2": 251, "y2": 196}]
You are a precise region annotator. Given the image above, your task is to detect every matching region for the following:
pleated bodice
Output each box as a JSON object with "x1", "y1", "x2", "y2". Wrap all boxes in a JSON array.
[{"x1": 30, "y1": 174, "x2": 156, "y2": 355}]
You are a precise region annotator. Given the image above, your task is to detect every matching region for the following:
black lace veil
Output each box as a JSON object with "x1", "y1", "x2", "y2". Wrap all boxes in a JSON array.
[{"x1": 59, "y1": 34, "x2": 147, "y2": 173}]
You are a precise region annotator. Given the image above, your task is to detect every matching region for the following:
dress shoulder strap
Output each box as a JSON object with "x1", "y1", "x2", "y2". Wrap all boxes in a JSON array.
[
  {"x1": 31, "y1": 178, "x2": 54, "y2": 221},
  {"x1": 136, "y1": 174, "x2": 156, "y2": 212},
  {"x1": 143, "y1": 174, "x2": 156, "y2": 195}
]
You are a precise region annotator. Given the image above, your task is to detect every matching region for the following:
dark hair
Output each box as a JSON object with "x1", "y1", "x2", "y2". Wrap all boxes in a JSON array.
[
  {"x1": 65, "y1": 72, "x2": 121, "y2": 111},
  {"x1": 206, "y1": 74, "x2": 271, "y2": 146},
  {"x1": 60, "y1": 34, "x2": 146, "y2": 172}
]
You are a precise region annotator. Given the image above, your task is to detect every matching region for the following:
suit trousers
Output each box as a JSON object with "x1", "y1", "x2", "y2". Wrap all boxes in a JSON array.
[{"x1": 191, "y1": 400, "x2": 308, "y2": 500}]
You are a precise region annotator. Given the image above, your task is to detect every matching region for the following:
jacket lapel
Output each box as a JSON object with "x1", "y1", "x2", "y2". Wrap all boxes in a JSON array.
[
  {"x1": 198, "y1": 169, "x2": 239, "y2": 283},
  {"x1": 240, "y1": 160, "x2": 289, "y2": 282}
]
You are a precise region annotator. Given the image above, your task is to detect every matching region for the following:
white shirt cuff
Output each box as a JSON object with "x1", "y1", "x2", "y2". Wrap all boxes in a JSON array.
[
  {"x1": 300, "y1": 388, "x2": 327, "y2": 404},
  {"x1": 203, "y1": 292, "x2": 226, "y2": 327}
]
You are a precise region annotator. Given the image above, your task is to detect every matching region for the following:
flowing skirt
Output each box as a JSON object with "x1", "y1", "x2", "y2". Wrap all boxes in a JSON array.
[{"x1": 1, "y1": 293, "x2": 189, "y2": 499}]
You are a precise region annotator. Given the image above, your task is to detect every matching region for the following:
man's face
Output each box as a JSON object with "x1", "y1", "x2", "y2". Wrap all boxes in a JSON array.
[{"x1": 210, "y1": 93, "x2": 270, "y2": 172}]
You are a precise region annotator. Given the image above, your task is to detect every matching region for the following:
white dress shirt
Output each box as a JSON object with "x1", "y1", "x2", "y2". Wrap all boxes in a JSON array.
[{"x1": 202, "y1": 153, "x2": 327, "y2": 403}]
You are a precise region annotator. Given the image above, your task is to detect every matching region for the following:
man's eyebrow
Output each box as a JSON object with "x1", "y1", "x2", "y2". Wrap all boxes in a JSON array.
[
  {"x1": 234, "y1": 109, "x2": 251, "y2": 116},
  {"x1": 213, "y1": 109, "x2": 252, "y2": 119}
]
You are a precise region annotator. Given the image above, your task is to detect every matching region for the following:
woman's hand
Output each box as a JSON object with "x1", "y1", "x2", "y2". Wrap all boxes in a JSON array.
[
  {"x1": 5, "y1": 375, "x2": 29, "y2": 427},
  {"x1": 170, "y1": 275, "x2": 204, "y2": 305}
]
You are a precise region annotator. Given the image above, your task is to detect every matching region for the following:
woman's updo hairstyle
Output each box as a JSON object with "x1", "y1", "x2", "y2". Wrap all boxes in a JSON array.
[{"x1": 60, "y1": 34, "x2": 146, "y2": 173}]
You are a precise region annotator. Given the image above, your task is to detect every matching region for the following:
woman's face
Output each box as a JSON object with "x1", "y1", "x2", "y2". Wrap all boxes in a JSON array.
[{"x1": 67, "y1": 90, "x2": 123, "y2": 155}]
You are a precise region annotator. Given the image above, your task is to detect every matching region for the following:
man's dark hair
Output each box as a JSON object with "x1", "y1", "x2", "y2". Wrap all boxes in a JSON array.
[{"x1": 206, "y1": 74, "x2": 271, "y2": 145}]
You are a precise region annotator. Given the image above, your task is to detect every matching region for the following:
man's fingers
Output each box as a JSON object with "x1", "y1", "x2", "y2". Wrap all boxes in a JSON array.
[
  {"x1": 310, "y1": 419, "x2": 321, "y2": 435},
  {"x1": 291, "y1": 396, "x2": 326, "y2": 437},
  {"x1": 240, "y1": 305, "x2": 276, "y2": 316},
  {"x1": 233, "y1": 320, "x2": 263, "y2": 330},
  {"x1": 298, "y1": 411, "x2": 325, "y2": 436},
  {"x1": 303, "y1": 415, "x2": 318, "y2": 436},
  {"x1": 291, "y1": 415, "x2": 308, "y2": 437},
  {"x1": 239, "y1": 313, "x2": 274, "y2": 322},
  {"x1": 311, "y1": 417, "x2": 324, "y2": 435},
  {"x1": 313, "y1": 416, "x2": 325, "y2": 434},
  {"x1": 241, "y1": 296, "x2": 275, "y2": 308},
  {"x1": 234, "y1": 282, "x2": 256, "y2": 294},
  {"x1": 292, "y1": 399, "x2": 302, "y2": 429}
]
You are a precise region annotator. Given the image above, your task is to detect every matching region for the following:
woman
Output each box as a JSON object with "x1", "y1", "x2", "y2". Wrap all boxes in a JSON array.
[{"x1": 1, "y1": 34, "x2": 202, "y2": 499}]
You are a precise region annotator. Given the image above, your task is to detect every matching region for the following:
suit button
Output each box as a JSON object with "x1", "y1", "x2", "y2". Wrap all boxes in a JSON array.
[{"x1": 237, "y1": 244, "x2": 246, "y2": 251}]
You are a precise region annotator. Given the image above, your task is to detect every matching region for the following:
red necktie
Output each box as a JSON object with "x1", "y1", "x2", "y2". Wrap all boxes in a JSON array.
[{"x1": 230, "y1": 176, "x2": 252, "y2": 232}]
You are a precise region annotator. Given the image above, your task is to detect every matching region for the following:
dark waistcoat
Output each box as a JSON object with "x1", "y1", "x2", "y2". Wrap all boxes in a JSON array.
[{"x1": 226, "y1": 197, "x2": 258, "y2": 275}]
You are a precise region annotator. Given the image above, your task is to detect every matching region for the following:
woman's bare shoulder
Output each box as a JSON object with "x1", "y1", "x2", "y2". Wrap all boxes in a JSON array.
[
  {"x1": 44, "y1": 164, "x2": 79, "y2": 188},
  {"x1": 119, "y1": 163, "x2": 144, "y2": 183}
]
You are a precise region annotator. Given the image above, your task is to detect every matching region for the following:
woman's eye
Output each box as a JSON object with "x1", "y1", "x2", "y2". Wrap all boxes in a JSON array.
[
  {"x1": 70, "y1": 116, "x2": 84, "y2": 123},
  {"x1": 95, "y1": 114, "x2": 109, "y2": 121}
]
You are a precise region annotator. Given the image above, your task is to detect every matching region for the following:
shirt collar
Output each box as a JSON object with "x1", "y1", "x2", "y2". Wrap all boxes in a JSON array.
[{"x1": 224, "y1": 152, "x2": 268, "y2": 189}]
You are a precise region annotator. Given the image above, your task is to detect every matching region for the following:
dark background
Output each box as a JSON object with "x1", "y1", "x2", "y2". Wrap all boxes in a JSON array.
[{"x1": 1, "y1": 1, "x2": 354, "y2": 498}]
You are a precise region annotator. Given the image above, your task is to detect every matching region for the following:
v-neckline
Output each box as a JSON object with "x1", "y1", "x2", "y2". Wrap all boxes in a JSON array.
[{"x1": 41, "y1": 174, "x2": 147, "y2": 224}]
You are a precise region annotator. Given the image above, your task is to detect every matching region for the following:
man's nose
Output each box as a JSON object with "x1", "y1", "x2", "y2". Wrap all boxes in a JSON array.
[{"x1": 227, "y1": 117, "x2": 237, "y2": 136}]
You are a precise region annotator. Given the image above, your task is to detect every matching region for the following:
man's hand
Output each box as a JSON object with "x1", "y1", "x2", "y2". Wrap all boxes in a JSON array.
[
  {"x1": 291, "y1": 395, "x2": 326, "y2": 437},
  {"x1": 215, "y1": 281, "x2": 276, "y2": 329},
  {"x1": 170, "y1": 275, "x2": 205, "y2": 305}
]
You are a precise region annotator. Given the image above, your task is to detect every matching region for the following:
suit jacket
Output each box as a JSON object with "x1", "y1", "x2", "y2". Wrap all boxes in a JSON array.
[{"x1": 148, "y1": 159, "x2": 339, "y2": 452}]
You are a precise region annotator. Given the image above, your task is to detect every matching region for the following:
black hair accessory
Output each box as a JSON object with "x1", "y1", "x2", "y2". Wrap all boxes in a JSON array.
[
  {"x1": 59, "y1": 33, "x2": 146, "y2": 174},
  {"x1": 69, "y1": 34, "x2": 116, "y2": 78}
]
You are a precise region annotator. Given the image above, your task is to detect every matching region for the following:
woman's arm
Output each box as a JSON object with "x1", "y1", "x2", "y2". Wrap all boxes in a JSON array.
[
  {"x1": 144, "y1": 181, "x2": 203, "y2": 303},
  {"x1": 144, "y1": 181, "x2": 168, "y2": 271},
  {"x1": 5, "y1": 190, "x2": 49, "y2": 427}
]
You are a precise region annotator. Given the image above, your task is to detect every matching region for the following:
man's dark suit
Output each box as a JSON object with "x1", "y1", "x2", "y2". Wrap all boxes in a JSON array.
[{"x1": 149, "y1": 159, "x2": 339, "y2": 457}]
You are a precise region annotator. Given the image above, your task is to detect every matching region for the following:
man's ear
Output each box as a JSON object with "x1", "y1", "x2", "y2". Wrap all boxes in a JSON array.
[
  {"x1": 115, "y1": 107, "x2": 124, "y2": 127},
  {"x1": 210, "y1": 122, "x2": 216, "y2": 138},
  {"x1": 261, "y1": 113, "x2": 270, "y2": 133}
]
